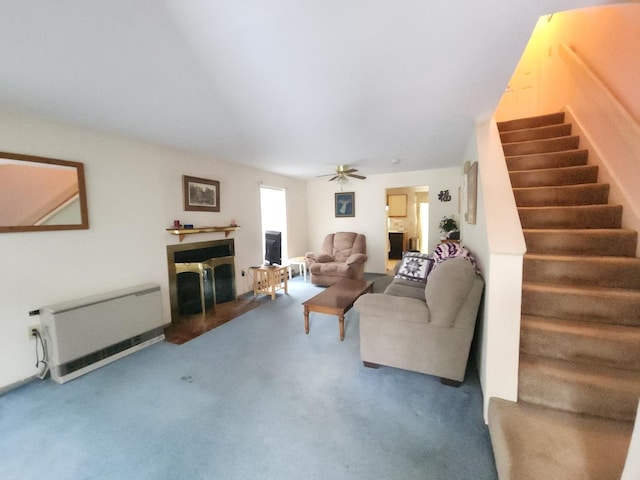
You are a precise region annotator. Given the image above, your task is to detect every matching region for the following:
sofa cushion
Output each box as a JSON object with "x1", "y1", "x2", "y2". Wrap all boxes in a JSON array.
[
  {"x1": 333, "y1": 232, "x2": 361, "y2": 262},
  {"x1": 384, "y1": 278, "x2": 427, "y2": 301},
  {"x1": 395, "y1": 252, "x2": 434, "y2": 283},
  {"x1": 425, "y1": 258, "x2": 478, "y2": 327}
]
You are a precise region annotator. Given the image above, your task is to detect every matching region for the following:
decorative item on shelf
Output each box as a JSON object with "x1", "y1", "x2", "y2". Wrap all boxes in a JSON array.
[
  {"x1": 438, "y1": 189, "x2": 452, "y2": 202},
  {"x1": 439, "y1": 215, "x2": 459, "y2": 240},
  {"x1": 230, "y1": 219, "x2": 237, "y2": 227}
]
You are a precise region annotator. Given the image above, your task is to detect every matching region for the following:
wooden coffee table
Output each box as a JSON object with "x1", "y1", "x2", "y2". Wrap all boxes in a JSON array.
[{"x1": 302, "y1": 278, "x2": 374, "y2": 341}]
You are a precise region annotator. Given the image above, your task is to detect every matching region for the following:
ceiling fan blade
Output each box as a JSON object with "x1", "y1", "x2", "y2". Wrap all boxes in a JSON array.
[
  {"x1": 316, "y1": 173, "x2": 337, "y2": 177},
  {"x1": 328, "y1": 175, "x2": 339, "y2": 181},
  {"x1": 347, "y1": 173, "x2": 366, "y2": 180},
  {"x1": 343, "y1": 168, "x2": 358, "y2": 174}
]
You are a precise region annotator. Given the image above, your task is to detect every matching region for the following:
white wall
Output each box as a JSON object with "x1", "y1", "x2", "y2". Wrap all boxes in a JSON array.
[
  {"x1": 0, "y1": 109, "x2": 307, "y2": 390},
  {"x1": 306, "y1": 168, "x2": 461, "y2": 273}
]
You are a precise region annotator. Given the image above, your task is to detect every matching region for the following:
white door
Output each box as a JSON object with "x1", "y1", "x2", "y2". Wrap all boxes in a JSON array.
[{"x1": 495, "y1": 43, "x2": 540, "y2": 121}]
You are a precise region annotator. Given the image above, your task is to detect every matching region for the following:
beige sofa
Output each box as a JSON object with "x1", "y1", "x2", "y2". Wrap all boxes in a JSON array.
[
  {"x1": 305, "y1": 232, "x2": 367, "y2": 286},
  {"x1": 354, "y1": 256, "x2": 484, "y2": 385}
]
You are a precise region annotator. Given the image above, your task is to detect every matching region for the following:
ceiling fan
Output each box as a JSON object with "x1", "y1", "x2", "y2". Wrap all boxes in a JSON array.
[{"x1": 318, "y1": 165, "x2": 366, "y2": 183}]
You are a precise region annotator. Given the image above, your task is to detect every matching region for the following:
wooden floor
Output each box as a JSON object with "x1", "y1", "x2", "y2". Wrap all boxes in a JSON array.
[{"x1": 164, "y1": 296, "x2": 262, "y2": 345}]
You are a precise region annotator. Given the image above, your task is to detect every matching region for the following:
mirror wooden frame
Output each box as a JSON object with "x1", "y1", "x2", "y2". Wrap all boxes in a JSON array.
[{"x1": 0, "y1": 151, "x2": 89, "y2": 233}]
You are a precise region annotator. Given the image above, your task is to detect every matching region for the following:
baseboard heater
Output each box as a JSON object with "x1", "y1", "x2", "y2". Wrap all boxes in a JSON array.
[{"x1": 40, "y1": 283, "x2": 165, "y2": 384}]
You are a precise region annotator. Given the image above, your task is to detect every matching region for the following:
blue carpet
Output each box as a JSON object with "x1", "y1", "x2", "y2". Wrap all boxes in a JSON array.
[{"x1": 0, "y1": 276, "x2": 497, "y2": 480}]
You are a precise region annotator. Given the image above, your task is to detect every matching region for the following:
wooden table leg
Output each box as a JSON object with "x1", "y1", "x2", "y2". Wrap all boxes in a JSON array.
[
  {"x1": 339, "y1": 314, "x2": 345, "y2": 341},
  {"x1": 304, "y1": 306, "x2": 310, "y2": 334}
]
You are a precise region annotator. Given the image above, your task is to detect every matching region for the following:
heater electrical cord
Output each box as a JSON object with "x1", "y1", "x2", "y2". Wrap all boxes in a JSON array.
[{"x1": 33, "y1": 329, "x2": 49, "y2": 380}]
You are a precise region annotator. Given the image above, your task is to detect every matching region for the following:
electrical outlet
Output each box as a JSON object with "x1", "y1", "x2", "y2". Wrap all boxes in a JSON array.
[{"x1": 28, "y1": 325, "x2": 40, "y2": 340}]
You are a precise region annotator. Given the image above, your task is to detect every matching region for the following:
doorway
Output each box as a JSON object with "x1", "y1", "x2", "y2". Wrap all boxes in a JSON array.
[{"x1": 385, "y1": 186, "x2": 429, "y2": 273}]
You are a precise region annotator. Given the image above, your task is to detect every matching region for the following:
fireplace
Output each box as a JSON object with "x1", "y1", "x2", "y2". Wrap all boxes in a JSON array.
[{"x1": 166, "y1": 239, "x2": 236, "y2": 322}]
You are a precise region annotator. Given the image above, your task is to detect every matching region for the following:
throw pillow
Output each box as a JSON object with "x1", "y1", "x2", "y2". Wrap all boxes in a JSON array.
[
  {"x1": 395, "y1": 252, "x2": 434, "y2": 283},
  {"x1": 432, "y1": 242, "x2": 479, "y2": 274}
]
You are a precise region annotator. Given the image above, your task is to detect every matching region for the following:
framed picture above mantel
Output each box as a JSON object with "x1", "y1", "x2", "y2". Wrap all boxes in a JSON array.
[{"x1": 183, "y1": 175, "x2": 220, "y2": 212}]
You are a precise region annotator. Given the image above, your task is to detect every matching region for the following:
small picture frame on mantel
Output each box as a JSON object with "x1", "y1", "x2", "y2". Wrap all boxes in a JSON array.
[{"x1": 183, "y1": 175, "x2": 220, "y2": 212}]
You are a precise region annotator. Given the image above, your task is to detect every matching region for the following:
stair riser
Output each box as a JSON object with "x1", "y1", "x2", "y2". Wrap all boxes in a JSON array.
[
  {"x1": 506, "y1": 150, "x2": 589, "y2": 172},
  {"x1": 524, "y1": 257, "x2": 640, "y2": 289},
  {"x1": 514, "y1": 184, "x2": 609, "y2": 207},
  {"x1": 521, "y1": 322, "x2": 640, "y2": 371},
  {"x1": 497, "y1": 112, "x2": 565, "y2": 132},
  {"x1": 521, "y1": 286, "x2": 640, "y2": 326},
  {"x1": 519, "y1": 205, "x2": 622, "y2": 229},
  {"x1": 509, "y1": 166, "x2": 599, "y2": 188},
  {"x1": 503, "y1": 136, "x2": 580, "y2": 156},
  {"x1": 500, "y1": 123, "x2": 572, "y2": 143},
  {"x1": 518, "y1": 365, "x2": 640, "y2": 421},
  {"x1": 523, "y1": 230, "x2": 638, "y2": 256}
]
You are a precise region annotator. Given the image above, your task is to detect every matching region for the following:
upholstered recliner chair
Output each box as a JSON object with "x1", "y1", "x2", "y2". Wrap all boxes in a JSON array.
[{"x1": 305, "y1": 232, "x2": 367, "y2": 286}]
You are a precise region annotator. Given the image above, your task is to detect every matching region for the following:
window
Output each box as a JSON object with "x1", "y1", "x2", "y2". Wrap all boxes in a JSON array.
[{"x1": 260, "y1": 186, "x2": 288, "y2": 264}]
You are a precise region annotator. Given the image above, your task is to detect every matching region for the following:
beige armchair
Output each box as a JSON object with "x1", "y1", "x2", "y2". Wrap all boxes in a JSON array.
[{"x1": 305, "y1": 232, "x2": 367, "y2": 286}]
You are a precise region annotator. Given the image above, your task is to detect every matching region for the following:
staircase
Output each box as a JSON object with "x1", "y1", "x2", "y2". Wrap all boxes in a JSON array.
[{"x1": 488, "y1": 112, "x2": 640, "y2": 479}]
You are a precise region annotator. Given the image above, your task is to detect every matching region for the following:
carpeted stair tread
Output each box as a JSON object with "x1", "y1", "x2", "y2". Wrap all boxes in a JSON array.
[
  {"x1": 488, "y1": 397, "x2": 632, "y2": 480},
  {"x1": 518, "y1": 204, "x2": 622, "y2": 229},
  {"x1": 497, "y1": 112, "x2": 565, "y2": 132},
  {"x1": 518, "y1": 354, "x2": 640, "y2": 421},
  {"x1": 513, "y1": 183, "x2": 609, "y2": 207},
  {"x1": 521, "y1": 282, "x2": 640, "y2": 325},
  {"x1": 506, "y1": 149, "x2": 589, "y2": 171},
  {"x1": 523, "y1": 228, "x2": 638, "y2": 256},
  {"x1": 502, "y1": 135, "x2": 580, "y2": 156},
  {"x1": 523, "y1": 253, "x2": 640, "y2": 289},
  {"x1": 509, "y1": 165, "x2": 599, "y2": 188},
  {"x1": 499, "y1": 123, "x2": 572, "y2": 143},
  {"x1": 520, "y1": 315, "x2": 640, "y2": 371}
]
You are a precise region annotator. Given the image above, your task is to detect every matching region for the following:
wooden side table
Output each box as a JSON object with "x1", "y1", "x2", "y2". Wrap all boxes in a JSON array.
[
  {"x1": 250, "y1": 265, "x2": 288, "y2": 300},
  {"x1": 287, "y1": 256, "x2": 307, "y2": 281}
]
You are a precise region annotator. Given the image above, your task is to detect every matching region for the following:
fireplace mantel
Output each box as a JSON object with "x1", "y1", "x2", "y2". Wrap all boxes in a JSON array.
[{"x1": 166, "y1": 225, "x2": 240, "y2": 242}]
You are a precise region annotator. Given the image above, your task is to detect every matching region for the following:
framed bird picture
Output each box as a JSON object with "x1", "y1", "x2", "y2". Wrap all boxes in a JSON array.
[{"x1": 335, "y1": 192, "x2": 355, "y2": 217}]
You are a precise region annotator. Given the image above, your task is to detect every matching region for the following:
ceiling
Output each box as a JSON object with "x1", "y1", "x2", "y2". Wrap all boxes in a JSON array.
[{"x1": 0, "y1": 0, "x2": 615, "y2": 179}]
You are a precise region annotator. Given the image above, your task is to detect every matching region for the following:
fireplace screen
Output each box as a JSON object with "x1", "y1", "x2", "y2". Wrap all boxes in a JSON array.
[{"x1": 167, "y1": 239, "x2": 236, "y2": 322}]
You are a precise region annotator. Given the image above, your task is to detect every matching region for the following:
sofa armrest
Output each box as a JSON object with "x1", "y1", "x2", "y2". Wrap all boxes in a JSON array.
[
  {"x1": 354, "y1": 293, "x2": 428, "y2": 322},
  {"x1": 346, "y1": 253, "x2": 367, "y2": 265}
]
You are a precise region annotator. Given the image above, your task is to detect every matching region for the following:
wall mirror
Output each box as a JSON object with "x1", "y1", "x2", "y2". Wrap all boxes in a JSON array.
[{"x1": 0, "y1": 151, "x2": 89, "y2": 233}]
